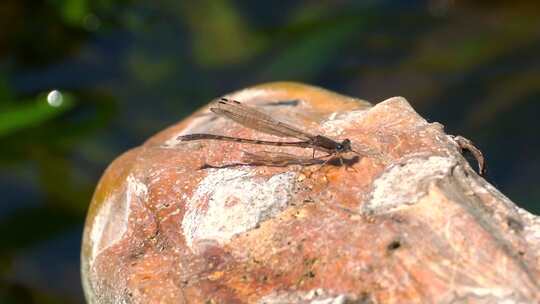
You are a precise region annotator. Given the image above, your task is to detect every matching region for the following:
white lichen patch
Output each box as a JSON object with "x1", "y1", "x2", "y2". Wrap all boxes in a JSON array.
[
  {"x1": 310, "y1": 295, "x2": 351, "y2": 304},
  {"x1": 89, "y1": 175, "x2": 147, "y2": 263},
  {"x1": 321, "y1": 109, "x2": 369, "y2": 136},
  {"x1": 516, "y1": 206, "x2": 540, "y2": 246},
  {"x1": 127, "y1": 174, "x2": 148, "y2": 198},
  {"x1": 182, "y1": 168, "x2": 296, "y2": 251},
  {"x1": 320, "y1": 96, "x2": 428, "y2": 138},
  {"x1": 364, "y1": 156, "x2": 456, "y2": 214},
  {"x1": 366, "y1": 97, "x2": 429, "y2": 131},
  {"x1": 259, "y1": 289, "x2": 358, "y2": 304}
]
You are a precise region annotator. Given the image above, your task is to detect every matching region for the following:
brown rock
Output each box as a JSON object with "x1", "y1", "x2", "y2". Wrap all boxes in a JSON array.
[{"x1": 81, "y1": 82, "x2": 540, "y2": 303}]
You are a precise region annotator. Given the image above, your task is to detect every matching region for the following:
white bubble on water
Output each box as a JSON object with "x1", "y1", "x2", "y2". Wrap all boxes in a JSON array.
[{"x1": 47, "y1": 90, "x2": 63, "y2": 107}]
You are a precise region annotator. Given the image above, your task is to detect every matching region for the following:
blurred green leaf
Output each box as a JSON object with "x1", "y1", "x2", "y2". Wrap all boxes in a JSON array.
[
  {"x1": 263, "y1": 13, "x2": 368, "y2": 79},
  {"x1": 49, "y1": 0, "x2": 89, "y2": 26},
  {"x1": 0, "y1": 93, "x2": 75, "y2": 137},
  {"x1": 63, "y1": 0, "x2": 88, "y2": 26},
  {"x1": 182, "y1": 0, "x2": 266, "y2": 66},
  {"x1": 407, "y1": 14, "x2": 540, "y2": 72},
  {"x1": 0, "y1": 77, "x2": 14, "y2": 106},
  {"x1": 50, "y1": 0, "x2": 96, "y2": 27},
  {"x1": 465, "y1": 70, "x2": 540, "y2": 129}
]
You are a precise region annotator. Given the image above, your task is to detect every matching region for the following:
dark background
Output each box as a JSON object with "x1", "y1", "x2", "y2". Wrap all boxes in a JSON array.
[{"x1": 0, "y1": 1, "x2": 539, "y2": 303}]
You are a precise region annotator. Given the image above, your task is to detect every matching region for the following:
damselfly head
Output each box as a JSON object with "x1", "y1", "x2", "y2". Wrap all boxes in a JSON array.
[{"x1": 336, "y1": 139, "x2": 352, "y2": 153}]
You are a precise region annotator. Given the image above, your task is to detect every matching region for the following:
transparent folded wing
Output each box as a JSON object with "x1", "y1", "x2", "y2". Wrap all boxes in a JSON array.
[{"x1": 211, "y1": 99, "x2": 313, "y2": 140}]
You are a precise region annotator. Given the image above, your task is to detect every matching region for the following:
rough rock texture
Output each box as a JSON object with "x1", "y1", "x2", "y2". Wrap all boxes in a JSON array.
[{"x1": 81, "y1": 82, "x2": 540, "y2": 303}]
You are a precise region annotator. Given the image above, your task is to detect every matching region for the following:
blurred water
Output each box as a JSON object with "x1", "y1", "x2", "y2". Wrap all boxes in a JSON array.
[{"x1": 0, "y1": 1, "x2": 539, "y2": 302}]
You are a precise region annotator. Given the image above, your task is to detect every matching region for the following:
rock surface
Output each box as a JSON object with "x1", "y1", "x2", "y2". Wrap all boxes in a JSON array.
[{"x1": 81, "y1": 82, "x2": 540, "y2": 303}]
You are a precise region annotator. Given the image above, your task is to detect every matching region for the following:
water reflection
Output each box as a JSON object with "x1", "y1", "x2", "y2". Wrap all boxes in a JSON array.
[{"x1": 47, "y1": 90, "x2": 63, "y2": 107}]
